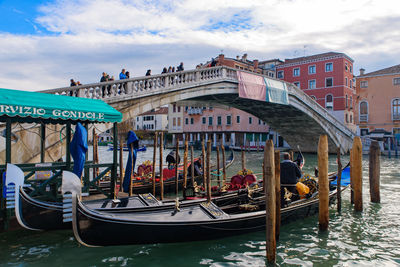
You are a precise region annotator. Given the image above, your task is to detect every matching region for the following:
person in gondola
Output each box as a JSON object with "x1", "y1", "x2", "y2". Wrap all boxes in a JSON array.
[
  {"x1": 166, "y1": 150, "x2": 180, "y2": 170},
  {"x1": 280, "y1": 152, "x2": 302, "y2": 207},
  {"x1": 188, "y1": 156, "x2": 203, "y2": 177}
]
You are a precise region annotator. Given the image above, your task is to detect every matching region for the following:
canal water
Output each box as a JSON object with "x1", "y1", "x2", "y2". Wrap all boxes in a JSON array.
[{"x1": 1, "y1": 147, "x2": 400, "y2": 266}]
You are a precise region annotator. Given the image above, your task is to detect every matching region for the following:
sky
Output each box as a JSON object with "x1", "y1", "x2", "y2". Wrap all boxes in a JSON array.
[{"x1": 0, "y1": 0, "x2": 400, "y2": 91}]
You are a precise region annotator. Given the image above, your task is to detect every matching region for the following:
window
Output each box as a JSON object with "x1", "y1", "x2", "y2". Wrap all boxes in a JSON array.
[
  {"x1": 350, "y1": 96, "x2": 353, "y2": 109},
  {"x1": 208, "y1": 116, "x2": 213, "y2": 126},
  {"x1": 259, "y1": 119, "x2": 262, "y2": 125},
  {"x1": 350, "y1": 80, "x2": 353, "y2": 88},
  {"x1": 173, "y1": 104, "x2": 176, "y2": 112},
  {"x1": 345, "y1": 114, "x2": 348, "y2": 123},
  {"x1": 325, "y1": 94, "x2": 333, "y2": 109},
  {"x1": 308, "y1": 65, "x2": 316, "y2": 74},
  {"x1": 350, "y1": 114, "x2": 353, "y2": 123},
  {"x1": 202, "y1": 117, "x2": 206, "y2": 124},
  {"x1": 326, "y1": 77, "x2": 333, "y2": 87},
  {"x1": 173, "y1": 118, "x2": 176, "y2": 126},
  {"x1": 293, "y1": 68, "x2": 300, "y2": 77},
  {"x1": 277, "y1": 70, "x2": 284, "y2": 79},
  {"x1": 236, "y1": 115, "x2": 240, "y2": 123},
  {"x1": 325, "y1": 63, "x2": 333, "y2": 72},
  {"x1": 185, "y1": 118, "x2": 189, "y2": 125},
  {"x1": 185, "y1": 106, "x2": 188, "y2": 112},
  {"x1": 345, "y1": 95, "x2": 348, "y2": 108},
  {"x1": 308, "y1": 80, "x2": 316, "y2": 89},
  {"x1": 360, "y1": 129, "x2": 369, "y2": 136},
  {"x1": 177, "y1": 117, "x2": 181, "y2": 126},
  {"x1": 209, "y1": 106, "x2": 213, "y2": 110},
  {"x1": 359, "y1": 101, "x2": 368, "y2": 122},
  {"x1": 350, "y1": 66, "x2": 352, "y2": 73},
  {"x1": 394, "y1": 78, "x2": 400, "y2": 85},
  {"x1": 177, "y1": 106, "x2": 181, "y2": 112},
  {"x1": 226, "y1": 115, "x2": 232, "y2": 125},
  {"x1": 190, "y1": 118, "x2": 194, "y2": 124},
  {"x1": 392, "y1": 98, "x2": 400, "y2": 120},
  {"x1": 360, "y1": 81, "x2": 368, "y2": 88},
  {"x1": 217, "y1": 116, "x2": 222, "y2": 125},
  {"x1": 294, "y1": 82, "x2": 300, "y2": 88},
  {"x1": 249, "y1": 117, "x2": 252, "y2": 124},
  {"x1": 345, "y1": 77, "x2": 348, "y2": 86},
  {"x1": 345, "y1": 63, "x2": 348, "y2": 71}
]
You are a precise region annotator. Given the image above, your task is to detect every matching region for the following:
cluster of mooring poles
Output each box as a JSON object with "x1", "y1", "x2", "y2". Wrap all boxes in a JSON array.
[{"x1": 262, "y1": 135, "x2": 381, "y2": 264}]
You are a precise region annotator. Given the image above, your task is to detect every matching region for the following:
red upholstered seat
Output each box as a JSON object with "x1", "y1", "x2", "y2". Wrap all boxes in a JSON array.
[{"x1": 243, "y1": 174, "x2": 257, "y2": 186}]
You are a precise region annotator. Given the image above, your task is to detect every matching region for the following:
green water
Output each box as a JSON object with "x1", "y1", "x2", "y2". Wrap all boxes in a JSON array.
[{"x1": 1, "y1": 149, "x2": 400, "y2": 266}]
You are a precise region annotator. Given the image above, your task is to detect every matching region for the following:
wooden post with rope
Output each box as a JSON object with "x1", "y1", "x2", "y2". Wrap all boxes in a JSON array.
[
  {"x1": 336, "y1": 147, "x2": 342, "y2": 213},
  {"x1": 221, "y1": 145, "x2": 226, "y2": 186},
  {"x1": 352, "y1": 136, "x2": 363, "y2": 212},
  {"x1": 350, "y1": 149, "x2": 354, "y2": 204},
  {"x1": 191, "y1": 145, "x2": 195, "y2": 187},
  {"x1": 274, "y1": 150, "x2": 281, "y2": 241},
  {"x1": 183, "y1": 139, "x2": 188, "y2": 197},
  {"x1": 216, "y1": 145, "x2": 220, "y2": 187},
  {"x1": 318, "y1": 135, "x2": 329, "y2": 231},
  {"x1": 159, "y1": 132, "x2": 164, "y2": 200},
  {"x1": 175, "y1": 138, "x2": 180, "y2": 197},
  {"x1": 369, "y1": 140, "x2": 381, "y2": 203},
  {"x1": 202, "y1": 139, "x2": 206, "y2": 188},
  {"x1": 152, "y1": 132, "x2": 158, "y2": 196},
  {"x1": 264, "y1": 140, "x2": 276, "y2": 263},
  {"x1": 206, "y1": 140, "x2": 212, "y2": 202}
]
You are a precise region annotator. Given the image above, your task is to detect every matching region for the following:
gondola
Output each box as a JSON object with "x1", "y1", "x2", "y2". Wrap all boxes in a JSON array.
[
  {"x1": 130, "y1": 151, "x2": 234, "y2": 194},
  {"x1": 4, "y1": 152, "x2": 236, "y2": 231},
  {"x1": 71, "y1": 166, "x2": 350, "y2": 246},
  {"x1": 107, "y1": 144, "x2": 147, "y2": 152}
]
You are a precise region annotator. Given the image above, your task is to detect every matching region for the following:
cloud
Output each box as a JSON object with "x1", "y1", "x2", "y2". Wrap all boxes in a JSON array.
[{"x1": 0, "y1": 0, "x2": 399, "y2": 90}]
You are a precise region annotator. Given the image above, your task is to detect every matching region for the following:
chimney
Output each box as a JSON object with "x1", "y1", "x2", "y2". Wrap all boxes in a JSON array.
[
  {"x1": 218, "y1": 54, "x2": 224, "y2": 62},
  {"x1": 253, "y1": 59, "x2": 259, "y2": 70},
  {"x1": 359, "y1": 68, "x2": 365, "y2": 76},
  {"x1": 236, "y1": 55, "x2": 240, "y2": 60},
  {"x1": 242, "y1": 53, "x2": 248, "y2": 61}
]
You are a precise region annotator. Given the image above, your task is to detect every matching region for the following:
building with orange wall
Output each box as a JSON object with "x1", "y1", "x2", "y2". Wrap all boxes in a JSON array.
[{"x1": 355, "y1": 65, "x2": 400, "y2": 141}]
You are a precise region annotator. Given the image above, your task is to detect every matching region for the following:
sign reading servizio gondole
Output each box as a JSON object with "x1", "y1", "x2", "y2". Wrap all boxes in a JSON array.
[{"x1": 0, "y1": 104, "x2": 105, "y2": 120}]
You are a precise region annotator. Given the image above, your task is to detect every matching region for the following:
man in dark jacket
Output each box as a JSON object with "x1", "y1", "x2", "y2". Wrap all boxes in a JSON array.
[{"x1": 280, "y1": 152, "x2": 302, "y2": 206}]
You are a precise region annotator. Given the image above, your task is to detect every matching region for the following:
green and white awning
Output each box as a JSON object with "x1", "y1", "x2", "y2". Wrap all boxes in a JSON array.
[{"x1": 0, "y1": 88, "x2": 122, "y2": 123}]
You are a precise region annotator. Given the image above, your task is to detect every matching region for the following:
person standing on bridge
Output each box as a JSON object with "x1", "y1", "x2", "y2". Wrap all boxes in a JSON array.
[
  {"x1": 177, "y1": 62, "x2": 184, "y2": 71},
  {"x1": 119, "y1": 69, "x2": 127, "y2": 94},
  {"x1": 100, "y1": 72, "x2": 108, "y2": 97}
]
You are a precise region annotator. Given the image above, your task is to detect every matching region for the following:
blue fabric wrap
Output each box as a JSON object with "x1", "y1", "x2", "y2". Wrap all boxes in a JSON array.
[
  {"x1": 70, "y1": 123, "x2": 88, "y2": 178},
  {"x1": 123, "y1": 131, "x2": 139, "y2": 192},
  {"x1": 2, "y1": 172, "x2": 6, "y2": 198},
  {"x1": 331, "y1": 166, "x2": 351, "y2": 186}
]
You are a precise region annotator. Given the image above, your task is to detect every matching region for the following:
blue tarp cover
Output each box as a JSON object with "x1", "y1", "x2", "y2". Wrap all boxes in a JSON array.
[
  {"x1": 70, "y1": 123, "x2": 88, "y2": 178},
  {"x1": 123, "y1": 131, "x2": 139, "y2": 192},
  {"x1": 331, "y1": 166, "x2": 351, "y2": 186}
]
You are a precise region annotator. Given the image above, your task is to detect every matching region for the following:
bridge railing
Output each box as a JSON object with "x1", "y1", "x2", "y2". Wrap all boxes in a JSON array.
[{"x1": 41, "y1": 67, "x2": 237, "y2": 100}]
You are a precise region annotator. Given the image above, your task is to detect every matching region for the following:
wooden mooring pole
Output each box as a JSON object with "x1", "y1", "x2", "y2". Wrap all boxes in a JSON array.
[
  {"x1": 221, "y1": 145, "x2": 226, "y2": 186},
  {"x1": 202, "y1": 140, "x2": 206, "y2": 188},
  {"x1": 350, "y1": 149, "x2": 354, "y2": 205},
  {"x1": 175, "y1": 138, "x2": 179, "y2": 197},
  {"x1": 264, "y1": 140, "x2": 276, "y2": 263},
  {"x1": 159, "y1": 132, "x2": 164, "y2": 200},
  {"x1": 274, "y1": 150, "x2": 281, "y2": 241},
  {"x1": 191, "y1": 146, "x2": 195, "y2": 187},
  {"x1": 369, "y1": 140, "x2": 381, "y2": 203},
  {"x1": 152, "y1": 132, "x2": 158, "y2": 196},
  {"x1": 318, "y1": 135, "x2": 329, "y2": 231},
  {"x1": 206, "y1": 140, "x2": 212, "y2": 202},
  {"x1": 352, "y1": 137, "x2": 363, "y2": 212},
  {"x1": 336, "y1": 147, "x2": 342, "y2": 213},
  {"x1": 241, "y1": 148, "x2": 246, "y2": 171},
  {"x1": 216, "y1": 146, "x2": 220, "y2": 187},
  {"x1": 183, "y1": 140, "x2": 188, "y2": 197}
]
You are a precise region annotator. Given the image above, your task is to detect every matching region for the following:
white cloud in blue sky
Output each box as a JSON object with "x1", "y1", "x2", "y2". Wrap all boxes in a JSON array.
[{"x1": 0, "y1": 0, "x2": 400, "y2": 90}]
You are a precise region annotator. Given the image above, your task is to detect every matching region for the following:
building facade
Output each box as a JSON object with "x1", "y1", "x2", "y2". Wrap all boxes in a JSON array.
[
  {"x1": 355, "y1": 65, "x2": 400, "y2": 142},
  {"x1": 276, "y1": 52, "x2": 356, "y2": 131},
  {"x1": 134, "y1": 107, "x2": 168, "y2": 131}
]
